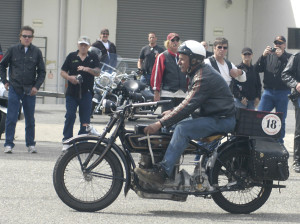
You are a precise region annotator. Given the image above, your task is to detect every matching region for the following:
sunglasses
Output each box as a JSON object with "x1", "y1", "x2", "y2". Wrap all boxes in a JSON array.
[
  {"x1": 101, "y1": 33, "x2": 109, "y2": 35},
  {"x1": 21, "y1": 35, "x2": 33, "y2": 39},
  {"x1": 217, "y1": 46, "x2": 228, "y2": 50},
  {"x1": 243, "y1": 53, "x2": 252, "y2": 56},
  {"x1": 171, "y1": 37, "x2": 180, "y2": 42},
  {"x1": 274, "y1": 41, "x2": 284, "y2": 45}
]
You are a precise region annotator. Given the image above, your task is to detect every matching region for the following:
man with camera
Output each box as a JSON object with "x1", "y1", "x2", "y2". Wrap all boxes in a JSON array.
[
  {"x1": 61, "y1": 36, "x2": 100, "y2": 151},
  {"x1": 282, "y1": 52, "x2": 300, "y2": 172},
  {"x1": 255, "y1": 36, "x2": 292, "y2": 144}
]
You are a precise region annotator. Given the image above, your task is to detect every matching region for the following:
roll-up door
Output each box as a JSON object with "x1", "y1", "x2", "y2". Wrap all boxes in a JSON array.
[
  {"x1": 0, "y1": 0, "x2": 22, "y2": 53},
  {"x1": 116, "y1": 0, "x2": 205, "y2": 70}
]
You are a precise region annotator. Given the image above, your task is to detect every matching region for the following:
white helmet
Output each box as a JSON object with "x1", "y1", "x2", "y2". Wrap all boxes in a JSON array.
[{"x1": 178, "y1": 40, "x2": 206, "y2": 66}]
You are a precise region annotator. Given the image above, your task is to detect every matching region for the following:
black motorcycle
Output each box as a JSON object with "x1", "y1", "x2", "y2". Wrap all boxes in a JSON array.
[
  {"x1": 53, "y1": 100, "x2": 289, "y2": 214},
  {"x1": 91, "y1": 53, "x2": 155, "y2": 118}
]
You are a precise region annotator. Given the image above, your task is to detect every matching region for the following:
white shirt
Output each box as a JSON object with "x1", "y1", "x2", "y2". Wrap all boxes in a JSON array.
[{"x1": 204, "y1": 58, "x2": 246, "y2": 85}]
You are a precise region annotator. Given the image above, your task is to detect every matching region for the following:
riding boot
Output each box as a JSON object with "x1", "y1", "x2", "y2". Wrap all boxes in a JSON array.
[{"x1": 293, "y1": 104, "x2": 300, "y2": 173}]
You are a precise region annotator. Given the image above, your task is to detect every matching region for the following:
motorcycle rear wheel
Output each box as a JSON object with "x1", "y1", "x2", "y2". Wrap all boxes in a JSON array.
[
  {"x1": 53, "y1": 143, "x2": 124, "y2": 212},
  {"x1": 211, "y1": 148, "x2": 272, "y2": 214}
]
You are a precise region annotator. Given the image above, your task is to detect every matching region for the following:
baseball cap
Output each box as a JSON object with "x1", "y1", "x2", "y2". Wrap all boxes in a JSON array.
[
  {"x1": 274, "y1": 36, "x2": 286, "y2": 44},
  {"x1": 241, "y1": 47, "x2": 253, "y2": 54},
  {"x1": 78, "y1": 36, "x2": 91, "y2": 45},
  {"x1": 167, "y1": 33, "x2": 179, "y2": 41}
]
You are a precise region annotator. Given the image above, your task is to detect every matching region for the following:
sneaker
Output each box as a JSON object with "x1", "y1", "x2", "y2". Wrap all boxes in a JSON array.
[
  {"x1": 62, "y1": 144, "x2": 71, "y2": 151},
  {"x1": 28, "y1": 146, "x2": 37, "y2": 153},
  {"x1": 293, "y1": 162, "x2": 300, "y2": 173},
  {"x1": 134, "y1": 166, "x2": 167, "y2": 185},
  {"x1": 4, "y1": 146, "x2": 12, "y2": 153}
]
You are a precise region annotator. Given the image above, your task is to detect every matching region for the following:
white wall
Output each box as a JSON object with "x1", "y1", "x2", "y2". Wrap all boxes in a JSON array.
[
  {"x1": 252, "y1": 0, "x2": 299, "y2": 61},
  {"x1": 22, "y1": 0, "x2": 300, "y2": 103},
  {"x1": 23, "y1": 0, "x2": 117, "y2": 103},
  {"x1": 204, "y1": 0, "x2": 250, "y2": 64}
]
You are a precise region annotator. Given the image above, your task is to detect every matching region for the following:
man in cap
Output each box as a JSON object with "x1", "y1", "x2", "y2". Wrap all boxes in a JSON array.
[
  {"x1": 233, "y1": 47, "x2": 261, "y2": 109},
  {"x1": 60, "y1": 36, "x2": 100, "y2": 151},
  {"x1": 255, "y1": 35, "x2": 292, "y2": 144},
  {"x1": 151, "y1": 33, "x2": 187, "y2": 112}
]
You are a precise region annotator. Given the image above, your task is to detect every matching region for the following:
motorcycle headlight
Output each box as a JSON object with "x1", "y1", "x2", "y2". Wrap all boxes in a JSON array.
[
  {"x1": 99, "y1": 75, "x2": 112, "y2": 87},
  {"x1": 101, "y1": 99, "x2": 117, "y2": 115}
]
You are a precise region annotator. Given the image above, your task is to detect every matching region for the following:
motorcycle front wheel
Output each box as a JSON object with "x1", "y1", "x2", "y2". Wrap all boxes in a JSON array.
[
  {"x1": 211, "y1": 148, "x2": 272, "y2": 214},
  {"x1": 53, "y1": 142, "x2": 124, "y2": 212}
]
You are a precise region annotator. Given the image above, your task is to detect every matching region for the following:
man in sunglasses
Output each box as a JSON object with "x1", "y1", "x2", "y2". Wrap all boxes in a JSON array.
[
  {"x1": 233, "y1": 47, "x2": 261, "y2": 109},
  {"x1": 0, "y1": 26, "x2": 46, "y2": 153},
  {"x1": 204, "y1": 37, "x2": 246, "y2": 88},
  {"x1": 91, "y1": 28, "x2": 117, "y2": 67},
  {"x1": 151, "y1": 33, "x2": 187, "y2": 112},
  {"x1": 255, "y1": 36, "x2": 292, "y2": 144}
]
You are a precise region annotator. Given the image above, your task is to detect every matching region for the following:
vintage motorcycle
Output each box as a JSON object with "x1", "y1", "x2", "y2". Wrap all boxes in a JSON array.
[{"x1": 53, "y1": 100, "x2": 289, "y2": 214}]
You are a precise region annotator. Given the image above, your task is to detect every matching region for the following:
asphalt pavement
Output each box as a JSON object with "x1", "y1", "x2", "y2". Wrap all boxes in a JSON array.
[{"x1": 0, "y1": 103, "x2": 299, "y2": 224}]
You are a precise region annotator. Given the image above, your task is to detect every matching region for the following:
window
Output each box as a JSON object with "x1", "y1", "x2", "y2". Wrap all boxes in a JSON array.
[{"x1": 288, "y1": 28, "x2": 300, "y2": 49}]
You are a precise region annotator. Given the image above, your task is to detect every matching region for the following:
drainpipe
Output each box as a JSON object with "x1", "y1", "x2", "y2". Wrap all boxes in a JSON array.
[{"x1": 56, "y1": 0, "x2": 67, "y2": 104}]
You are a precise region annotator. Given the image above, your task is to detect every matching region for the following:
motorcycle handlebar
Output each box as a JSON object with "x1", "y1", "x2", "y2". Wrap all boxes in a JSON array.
[{"x1": 131, "y1": 100, "x2": 172, "y2": 108}]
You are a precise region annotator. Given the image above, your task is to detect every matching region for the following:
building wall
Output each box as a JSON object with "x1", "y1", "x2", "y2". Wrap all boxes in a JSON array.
[
  {"x1": 22, "y1": 0, "x2": 300, "y2": 103},
  {"x1": 23, "y1": 0, "x2": 117, "y2": 103}
]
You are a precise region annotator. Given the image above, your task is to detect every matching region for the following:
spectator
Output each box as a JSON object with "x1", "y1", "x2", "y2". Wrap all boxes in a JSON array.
[
  {"x1": 91, "y1": 28, "x2": 117, "y2": 69},
  {"x1": 151, "y1": 33, "x2": 187, "y2": 112},
  {"x1": 0, "y1": 44, "x2": 3, "y2": 61},
  {"x1": 256, "y1": 35, "x2": 292, "y2": 144},
  {"x1": 201, "y1": 41, "x2": 213, "y2": 58},
  {"x1": 204, "y1": 37, "x2": 246, "y2": 88},
  {"x1": 60, "y1": 36, "x2": 100, "y2": 151},
  {"x1": 233, "y1": 47, "x2": 262, "y2": 109},
  {"x1": 137, "y1": 32, "x2": 164, "y2": 86},
  {"x1": 282, "y1": 52, "x2": 300, "y2": 172},
  {"x1": 0, "y1": 26, "x2": 46, "y2": 153}
]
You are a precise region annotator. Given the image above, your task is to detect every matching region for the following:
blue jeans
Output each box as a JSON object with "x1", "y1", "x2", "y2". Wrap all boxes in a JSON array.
[
  {"x1": 234, "y1": 98, "x2": 255, "y2": 110},
  {"x1": 5, "y1": 86, "x2": 36, "y2": 148},
  {"x1": 140, "y1": 73, "x2": 151, "y2": 86},
  {"x1": 258, "y1": 89, "x2": 290, "y2": 143},
  {"x1": 160, "y1": 116, "x2": 236, "y2": 177},
  {"x1": 63, "y1": 91, "x2": 92, "y2": 141}
]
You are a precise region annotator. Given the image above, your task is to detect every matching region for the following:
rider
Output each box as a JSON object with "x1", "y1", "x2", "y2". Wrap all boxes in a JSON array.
[{"x1": 134, "y1": 40, "x2": 236, "y2": 185}]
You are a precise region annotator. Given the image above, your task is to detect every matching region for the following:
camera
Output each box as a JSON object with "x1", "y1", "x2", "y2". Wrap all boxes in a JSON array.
[
  {"x1": 271, "y1": 47, "x2": 276, "y2": 52},
  {"x1": 76, "y1": 74, "x2": 83, "y2": 84}
]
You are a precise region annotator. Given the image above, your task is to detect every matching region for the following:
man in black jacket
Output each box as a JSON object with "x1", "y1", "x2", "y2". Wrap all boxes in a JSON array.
[
  {"x1": 282, "y1": 52, "x2": 300, "y2": 172},
  {"x1": 0, "y1": 26, "x2": 46, "y2": 153},
  {"x1": 91, "y1": 28, "x2": 117, "y2": 69},
  {"x1": 256, "y1": 36, "x2": 291, "y2": 144},
  {"x1": 134, "y1": 40, "x2": 236, "y2": 185},
  {"x1": 233, "y1": 47, "x2": 261, "y2": 109}
]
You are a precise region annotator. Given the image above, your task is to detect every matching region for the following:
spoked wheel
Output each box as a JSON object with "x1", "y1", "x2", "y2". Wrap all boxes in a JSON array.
[
  {"x1": 211, "y1": 148, "x2": 272, "y2": 214},
  {"x1": 53, "y1": 142, "x2": 124, "y2": 212}
]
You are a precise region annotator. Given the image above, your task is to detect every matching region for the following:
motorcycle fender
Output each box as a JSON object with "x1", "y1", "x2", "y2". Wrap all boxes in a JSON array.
[
  {"x1": 207, "y1": 137, "x2": 251, "y2": 184},
  {"x1": 63, "y1": 135, "x2": 131, "y2": 196},
  {"x1": 217, "y1": 136, "x2": 250, "y2": 157}
]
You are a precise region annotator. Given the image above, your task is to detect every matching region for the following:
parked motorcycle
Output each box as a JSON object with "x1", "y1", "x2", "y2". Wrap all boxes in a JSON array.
[
  {"x1": 91, "y1": 52, "x2": 155, "y2": 118},
  {"x1": 53, "y1": 100, "x2": 289, "y2": 214}
]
